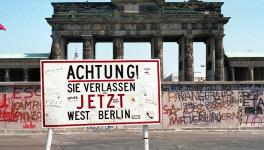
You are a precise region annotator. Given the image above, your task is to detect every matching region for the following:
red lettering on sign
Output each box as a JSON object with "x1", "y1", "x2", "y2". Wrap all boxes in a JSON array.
[
  {"x1": 88, "y1": 95, "x2": 96, "y2": 109},
  {"x1": 76, "y1": 94, "x2": 126, "y2": 109},
  {"x1": 107, "y1": 94, "x2": 115, "y2": 108}
]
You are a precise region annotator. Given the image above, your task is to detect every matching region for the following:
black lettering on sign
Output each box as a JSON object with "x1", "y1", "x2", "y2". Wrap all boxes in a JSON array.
[
  {"x1": 98, "y1": 110, "x2": 131, "y2": 120},
  {"x1": 67, "y1": 111, "x2": 90, "y2": 120},
  {"x1": 67, "y1": 65, "x2": 75, "y2": 79}
]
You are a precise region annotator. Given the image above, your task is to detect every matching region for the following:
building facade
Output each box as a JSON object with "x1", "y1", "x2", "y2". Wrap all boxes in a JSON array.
[
  {"x1": 226, "y1": 52, "x2": 264, "y2": 81},
  {"x1": 0, "y1": 53, "x2": 49, "y2": 82}
]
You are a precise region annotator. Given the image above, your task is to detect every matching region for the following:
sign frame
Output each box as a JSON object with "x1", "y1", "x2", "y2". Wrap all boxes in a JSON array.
[{"x1": 41, "y1": 60, "x2": 161, "y2": 128}]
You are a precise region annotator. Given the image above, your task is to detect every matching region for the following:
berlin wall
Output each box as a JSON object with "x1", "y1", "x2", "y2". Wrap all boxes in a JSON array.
[
  {"x1": 1, "y1": 82, "x2": 264, "y2": 131},
  {"x1": 162, "y1": 82, "x2": 264, "y2": 128},
  {"x1": 0, "y1": 83, "x2": 41, "y2": 129}
]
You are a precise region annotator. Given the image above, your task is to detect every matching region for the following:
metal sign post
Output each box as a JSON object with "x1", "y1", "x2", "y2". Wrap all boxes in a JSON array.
[
  {"x1": 143, "y1": 125, "x2": 149, "y2": 150},
  {"x1": 45, "y1": 128, "x2": 53, "y2": 150}
]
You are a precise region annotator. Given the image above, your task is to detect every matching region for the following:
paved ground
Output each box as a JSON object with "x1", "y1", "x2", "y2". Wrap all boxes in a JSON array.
[{"x1": 1, "y1": 130, "x2": 264, "y2": 150}]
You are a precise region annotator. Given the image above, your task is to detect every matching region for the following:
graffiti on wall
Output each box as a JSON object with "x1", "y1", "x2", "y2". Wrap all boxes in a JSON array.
[
  {"x1": 162, "y1": 84, "x2": 241, "y2": 128},
  {"x1": 239, "y1": 85, "x2": 264, "y2": 127},
  {"x1": 1, "y1": 83, "x2": 264, "y2": 130},
  {"x1": 0, "y1": 85, "x2": 41, "y2": 129},
  {"x1": 162, "y1": 84, "x2": 264, "y2": 128}
]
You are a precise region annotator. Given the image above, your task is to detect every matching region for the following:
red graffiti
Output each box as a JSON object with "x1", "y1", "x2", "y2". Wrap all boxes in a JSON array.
[
  {"x1": 167, "y1": 112, "x2": 240, "y2": 126},
  {"x1": 0, "y1": 94, "x2": 8, "y2": 109},
  {"x1": 23, "y1": 121, "x2": 36, "y2": 129},
  {"x1": 12, "y1": 87, "x2": 40, "y2": 99},
  {"x1": 0, "y1": 86, "x2": 41, "y2": 128},
  {"x1": 163, "y1": 104, "x2": 180, "y2": 117}
]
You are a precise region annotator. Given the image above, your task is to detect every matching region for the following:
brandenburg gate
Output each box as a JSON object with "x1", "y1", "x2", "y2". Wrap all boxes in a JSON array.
[{"x1": 46, "y1": 0, "x2": 230, "y2": 81}]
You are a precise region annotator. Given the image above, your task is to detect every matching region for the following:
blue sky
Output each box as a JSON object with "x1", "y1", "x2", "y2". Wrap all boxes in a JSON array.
[{"x1": 0, "y1": 0, "x2": 264, "y2": 76}]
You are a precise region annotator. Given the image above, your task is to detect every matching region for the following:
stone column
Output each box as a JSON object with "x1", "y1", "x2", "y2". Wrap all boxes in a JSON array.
[
  {"x1": 4, "y1": 69, "x2": 9, "y2": 82},
  {"x1": 63, "y1": 41, "x2": 69, "y2": 59},
  {"x1": 249, "y1": 67, "x2": 254, "y2": 81},
  {"x1": 184, "y1": 35, "x2": 194, "y2": 81},
  {"x1": 151, "y1": 36, "x2": 164, "y2": 77},
  {"x1": 215, "y1": 35, "x2": 225, "y2": 81},
  {"x1": 113, "y1": 36, "x2": 124, "y2": 59},
  {"x1": 93, "y1": 41, "x2": 96, "y2": 59},
  {"x1": 59, "y1": 37, "x2": 67, "y2": 59},
  {"x1": 230, "y1": 67, "x2": 235, "y2": 81},
  {"x1": 178, "y1": 36, "x2": 185, "y2": 81},
  {"x1": 83, "y1": 35, "x2": 95, "y2": 59},
  {"x1": 206, "y1": 37, "x2": 215, "y2": 81},
  {"x1": 151, "y1": 38, "x2": 155, "y2": 59},
  {"x1": 23, "y1": 68, "x2": 28, "y2": 82},
  {"x1": 50, "y1": 34, "x2": 64, "y2": 59}
]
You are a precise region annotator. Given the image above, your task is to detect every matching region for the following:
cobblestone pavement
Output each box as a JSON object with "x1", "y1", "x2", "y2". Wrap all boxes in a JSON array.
[{"x1": 1, "y1": 131, "x2": 264, "y2": 150}]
